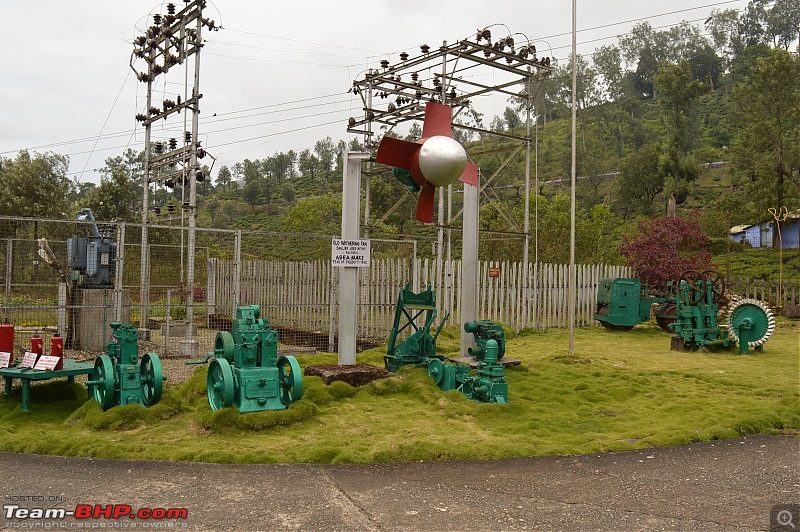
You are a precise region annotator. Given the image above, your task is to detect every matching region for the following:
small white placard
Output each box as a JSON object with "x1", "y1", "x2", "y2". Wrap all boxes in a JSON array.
[
  {"x1": 18, "y1": 352, "x2": 38, "y2": 368},
  {"x1": 0, "y1": 352, "x2": 9, "y2": 368},
  {"x1": 34, "y1": 355, "x2": 61, "y2": 371},
  {"x1": 331, "y1": 239, "x2": 370, "y2": 267}
]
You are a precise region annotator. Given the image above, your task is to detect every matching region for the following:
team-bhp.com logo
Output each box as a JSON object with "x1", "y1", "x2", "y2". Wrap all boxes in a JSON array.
[{"x1": 5, "y1": 503, "x2": 188, "y2": 520}]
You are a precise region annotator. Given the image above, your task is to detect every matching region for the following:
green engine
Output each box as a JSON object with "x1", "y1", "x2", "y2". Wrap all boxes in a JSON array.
[
  {"x1": 87, "y1": 322, "x2": 163, "y2": 411},
  {"x1": 595, "y1": 278, "x2": 676, "y2": 331},
  {"x1": 204, "y1": 305, "x2": 303, "y2": 413}
]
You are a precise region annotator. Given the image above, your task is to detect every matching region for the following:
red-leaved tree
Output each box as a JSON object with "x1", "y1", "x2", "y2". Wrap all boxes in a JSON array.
[{"x1": 619, "y1": 212, "x2": 712, "y2": 288}]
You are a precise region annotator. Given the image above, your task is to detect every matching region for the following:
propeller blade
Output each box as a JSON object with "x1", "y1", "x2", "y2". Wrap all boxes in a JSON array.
[
  {"x1": 458, "y1": 162, "x2": 479, "y2": 187},
  {"x1": 421, "y1": 102, "x2": 453, "y2": 139},
  {"x1": 376, "y1": 136, "x2": 419, "y2": 168},
  {"x1": 416, "y1": 184, "x2": 436, "y2": 223}
]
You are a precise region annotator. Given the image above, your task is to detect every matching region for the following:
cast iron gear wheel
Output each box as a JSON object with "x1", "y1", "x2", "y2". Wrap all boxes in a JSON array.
[{"x1": 727, "y1": 298, "x2": 775, "y2": 348}]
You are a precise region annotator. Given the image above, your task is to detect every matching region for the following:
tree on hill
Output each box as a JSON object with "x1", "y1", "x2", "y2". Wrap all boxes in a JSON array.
[
  {"x1": 612, "y1": 143, "x2": 664, "y2": 218},
  {"x1": 0, "y1": 150, "x2": 72, "y2": 219},
  {"x1": 654, "y1": 60, "x2": 703, "y2": 204},
  {"x1": 619, "y1": 212, "x2": 712, "y2": 287},
  {"x1": 730, "y1": 47, "x2": 800, "y2": 238},
  {"x1": 216, "y1": 165, "x2": 232, "y2": 191},
  {"x1": 83, "y1": 154, "x2": 138, "y2": 221}
]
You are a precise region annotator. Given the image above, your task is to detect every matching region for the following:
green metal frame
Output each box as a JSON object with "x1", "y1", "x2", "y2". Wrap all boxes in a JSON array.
[{"x1": 384, "y1": 284, "x2": 449, "y2": 372}]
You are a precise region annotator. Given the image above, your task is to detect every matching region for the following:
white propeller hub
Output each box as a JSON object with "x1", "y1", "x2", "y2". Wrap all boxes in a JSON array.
[{"x1": 418, "y1": 135, "x2": 467, "y2": 187}]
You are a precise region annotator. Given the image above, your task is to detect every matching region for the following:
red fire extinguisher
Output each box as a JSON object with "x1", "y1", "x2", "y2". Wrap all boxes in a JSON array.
[
  {"x1": 0, "y1": 318, "x2": 14, "y2": 365},
  {"x1": 51, "y1": 333, "x2": 64, "y2": 370}
]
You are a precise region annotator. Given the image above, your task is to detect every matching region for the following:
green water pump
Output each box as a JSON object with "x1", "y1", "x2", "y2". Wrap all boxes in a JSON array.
[
  {"x1": 87, "y1": 322, "x2": 163, "y2": 410},
  {"x1": 204, "y1": 305, "x2": 302, "y2": 413},
  {"x1": 426, "y1": 337, "x2": 508, "y2": 404}
]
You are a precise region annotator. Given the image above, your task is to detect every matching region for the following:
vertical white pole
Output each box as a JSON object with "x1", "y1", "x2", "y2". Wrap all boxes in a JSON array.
[
  {"x1": 338, "y1": 152, "x2": 370, "y2": 365},
  {"x1": 58, "y1": 283, "x2": 67, "y2": 337},
  {"x1": 523, "y1": 71, "x2": 532, "y2": 330},
  {"x1": 460, "y1": 173, "x2": 480, "y2": 354},
  {"x1": 569, "y1": 0, "x2": 578, "y2": 354},
  {"x1": 180, "y1": 7, "x2": 202, "y2": 357},
  {"x1": 233, "y1": 230, "x2": 242, "y2": 310}
]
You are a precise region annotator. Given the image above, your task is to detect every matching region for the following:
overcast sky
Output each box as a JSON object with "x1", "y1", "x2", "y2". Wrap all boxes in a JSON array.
[{"x1": 0, "y1": 0, "x2": 750, "y2": 186}]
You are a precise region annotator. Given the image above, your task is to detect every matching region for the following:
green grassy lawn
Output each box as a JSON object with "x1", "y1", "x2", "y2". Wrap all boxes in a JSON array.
[{"x1": 1, "y1": 320, "x2": 797, "y2": 464}]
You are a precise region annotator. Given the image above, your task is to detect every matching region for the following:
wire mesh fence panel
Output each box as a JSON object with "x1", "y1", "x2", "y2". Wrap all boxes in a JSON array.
[
  {"x1": 135, "y1": 224, "x2": 239, "y2": 358},
  {"x1": 0, "y1": 216, "x2": 116, "y2": 357},
  {"x1": 227, "y1": 231, "x2": 336, "y2": 354},
  {"x1": 0, "y1": 214, "x2": 695, "y2": 364}
]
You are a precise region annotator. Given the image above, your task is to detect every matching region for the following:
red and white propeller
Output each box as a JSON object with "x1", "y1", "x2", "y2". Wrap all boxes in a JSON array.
[{"x1": 376, "y1": 102, "x2": 478, "y2": 223}]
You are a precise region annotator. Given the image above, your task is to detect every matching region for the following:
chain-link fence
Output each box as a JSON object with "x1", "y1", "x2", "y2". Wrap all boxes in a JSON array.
[
  {"x1": 1, "y1": 214, "x2": 640, "y2": 362},
  {"x1": 0, "y1": 215, "x2": 422, "y2": 360}
]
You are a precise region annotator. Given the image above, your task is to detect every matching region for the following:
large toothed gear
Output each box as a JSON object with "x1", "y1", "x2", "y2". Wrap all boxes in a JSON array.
[{"x1": 727, "y1": 298, "x2": 775, "y2": 348}]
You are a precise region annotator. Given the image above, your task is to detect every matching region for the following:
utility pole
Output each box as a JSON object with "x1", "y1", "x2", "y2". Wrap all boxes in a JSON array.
[{"x1": 131, "y1": 1, "x2": 217, "y2": 354}]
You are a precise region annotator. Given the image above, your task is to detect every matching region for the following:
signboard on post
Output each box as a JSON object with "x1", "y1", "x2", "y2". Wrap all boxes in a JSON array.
[{"x1": 331, "y1": 239, "x2": 370, "y2": 267}]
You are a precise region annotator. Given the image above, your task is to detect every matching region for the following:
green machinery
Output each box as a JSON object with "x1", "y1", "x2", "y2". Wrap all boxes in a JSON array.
[
  {"x1": 87, "y1": 322, "x2": 163, "y2": 411},
  {"x1": 463, "y1": 320, "x2": 505, "y2": 360},
  {"x1": 202, "y1": 305, "x2": 303, "y2": 413},
  {"x1": 726, "y1": 298, "x2": 776, "y2": 354},
  {"x1": 427, "y1": 322, "x2": 509, "y2": 404},
  {"x1": 670, "y1": 270, "x2": 775, "y2": 354},
  {"x1": 384, "y1": 285, "x2": 508, "y2": 404},
  {"x1": 595, "y1": 278, "x2": 676, "y2": 331},
  {"x1": 384, "y1": 283, "x2": 449, "y2": 372}
]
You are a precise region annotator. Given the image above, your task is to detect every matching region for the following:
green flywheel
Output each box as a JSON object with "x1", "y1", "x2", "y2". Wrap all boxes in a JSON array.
[{"x1": 727, "y1": 298, "x2": 775, "y2": 348}]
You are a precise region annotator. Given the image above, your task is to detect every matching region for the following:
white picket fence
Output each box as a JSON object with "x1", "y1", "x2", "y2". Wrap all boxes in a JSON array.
[{"x1": 206, "y1": 258, "x2": 631, "y2": 339}]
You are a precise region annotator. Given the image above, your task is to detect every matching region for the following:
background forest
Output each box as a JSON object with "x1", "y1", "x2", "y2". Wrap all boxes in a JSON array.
[{"x1": 1, "y1": 1, "x2": 798, "y2": 279}]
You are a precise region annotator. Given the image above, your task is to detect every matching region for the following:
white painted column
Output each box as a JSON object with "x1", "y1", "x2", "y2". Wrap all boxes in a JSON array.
[
  {"x1": 460, "y1": 175, "x2": 480, "y2": 354},
  {"x1": 338, "y1": 152, "x2": 370, "y2": 365}
]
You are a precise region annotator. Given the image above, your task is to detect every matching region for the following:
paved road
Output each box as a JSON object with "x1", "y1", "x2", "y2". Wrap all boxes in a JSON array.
[{"x1": 1, "y1": 435, "x2": 798, "y2": 531}]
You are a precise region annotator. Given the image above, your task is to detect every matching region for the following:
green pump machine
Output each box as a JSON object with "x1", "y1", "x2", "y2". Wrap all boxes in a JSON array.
[
  {"x1": 670, "y1": 270, "x2": 775, "y2": 353},
  {"x1": 426, "y1": 321, "x2": 509, "y2": 404},
  {"x1": 199, "y1": 305, "x2": 303, "y2": 413},
  {"x1": 87, "y1": 322, "x2": 163, "y2": 410},
  {"x1": 385, "y1": 285, "x2": 509, "y2": 404}
]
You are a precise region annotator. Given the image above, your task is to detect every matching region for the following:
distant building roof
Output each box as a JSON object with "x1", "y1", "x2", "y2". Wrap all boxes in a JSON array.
[{"x1": 729, "y1": 224, "x2": 752, "y2": 234}]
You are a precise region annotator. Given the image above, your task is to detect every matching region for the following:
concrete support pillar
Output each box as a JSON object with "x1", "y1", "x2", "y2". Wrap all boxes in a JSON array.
[
  {"x1": 460, "y1": 176, "x2": 480, "y2": 354},
  {"x1": 338, "y1": 152, "x2": 370, "y2": 365}
]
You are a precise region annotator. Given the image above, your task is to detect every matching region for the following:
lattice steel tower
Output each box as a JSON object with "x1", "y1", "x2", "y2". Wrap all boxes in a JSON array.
[{"x1": 131, "y1": 1, "x2": 217, "y2": 354}]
